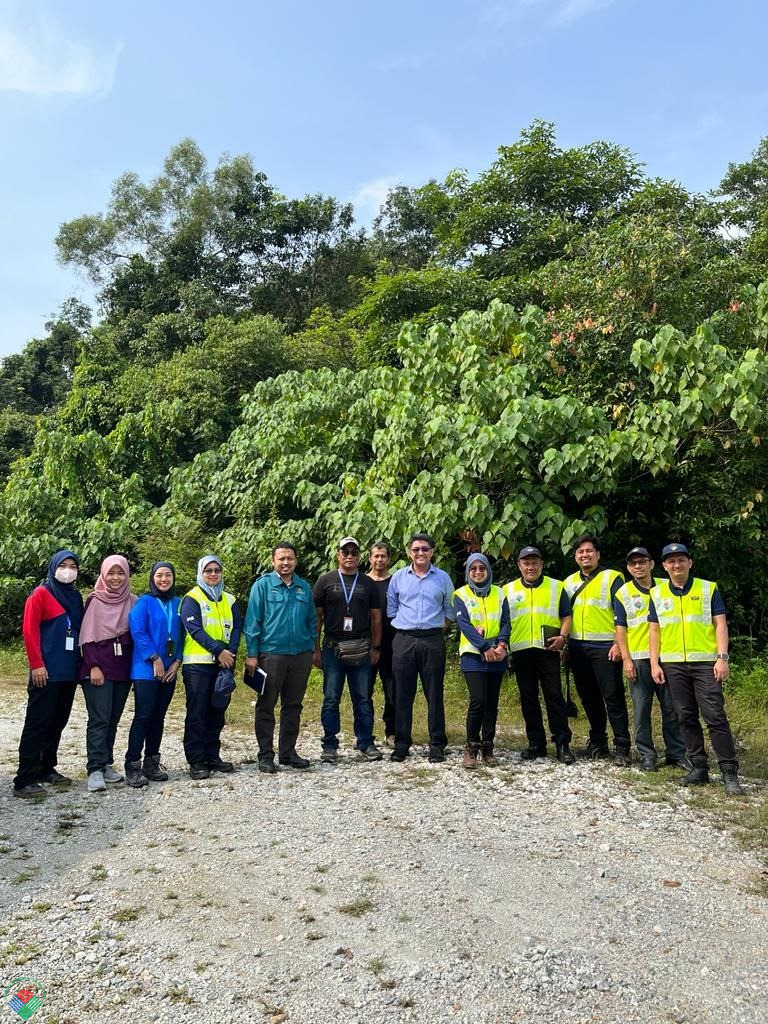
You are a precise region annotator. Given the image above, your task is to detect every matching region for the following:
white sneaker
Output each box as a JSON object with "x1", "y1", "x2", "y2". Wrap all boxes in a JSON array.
[
  {"x1": 103, "y1": 765, "x2": 124, "y2": 784},
  {"x1": 87, "y1": 770, "x2": 106, "y2": 792}
]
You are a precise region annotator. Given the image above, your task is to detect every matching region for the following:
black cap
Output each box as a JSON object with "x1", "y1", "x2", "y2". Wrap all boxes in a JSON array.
[
  {"x1": 626, "y1": 546, "x2": 651, "y2": 562},
  {"x1": 518, "y1": 546, "x2": 543, "y2": 560},
  {"x1": 661, "y1": 543, "x2": 689, "y2": 558}
]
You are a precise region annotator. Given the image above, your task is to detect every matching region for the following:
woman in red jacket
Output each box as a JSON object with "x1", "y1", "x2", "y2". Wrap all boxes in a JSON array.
[{"x1": 14, "y1": 549, "x2": 84, "y2": 798}]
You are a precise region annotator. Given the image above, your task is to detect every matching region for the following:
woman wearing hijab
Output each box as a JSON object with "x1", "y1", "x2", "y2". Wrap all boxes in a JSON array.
[
  {"x1": 124, "y1": 562, "x2": 183, "y2": 787},
  {"x1": 180, "y1": 555, "x2": 242, "y2": 780},
  {"x1": 453, "y1": 553, "x2": 511, "y2": 769},
  {"x1": 14, "y1": 550, "x2": 84, "y2": 797},
  {"x1": 80, "y1": 555, "x2": 138, "y2": 792}
]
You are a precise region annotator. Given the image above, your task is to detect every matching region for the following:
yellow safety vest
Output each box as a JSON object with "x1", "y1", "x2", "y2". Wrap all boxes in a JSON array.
[
  {"x1": 454, "y1": 585, "x2": 503, "y2": 657},
  {"x1": 614, "y1": 578, "x2": 664, "y2": 659},
  {"x1": 504, "y1": 576, "x2": 563, "y2": 651},
  {"x1": 564, "y1": 568, "x2": 623, "y2": 642},
  {"x1": 650, "y1": 578, "x2": 718, "y2": 663},
  {"x1": 182, "y1": 586, "x2": 236, "y2": 665}
]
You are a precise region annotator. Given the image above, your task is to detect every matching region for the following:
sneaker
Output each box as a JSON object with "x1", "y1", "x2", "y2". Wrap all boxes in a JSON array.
[
  {"x1": 189, "y1": 762, "x2": 210, "y2": 780},
  {"x1": 520, "y1": 746, "x2": 547, "y2": 761},
  {"x1": 125, "y1": 761, "x2": 148, "y2": 788},
  {"x1": 359, "y1": 744, "x2": 383, "y2": 762},
  {"x1": 87, "y1": 771, "x2": 107, "y2": 792},
  {"x1": 142, "y1": 755, "x2": 169, "y2": 781},
  {"x1": 206, "y1": 758, "x2": 234, "y2": 773},
  {"x1": 612, "y1": 750, "x2": 632, "y2": 768},
  {"x1": 103, "y1": 765, "x2": 124, "y2": 784},
  {"x1": 39, "y1": 769, "x2": 72, "y2": 785},
  {"x1": 279, "y1": 753, "x2": 311, "y2": 769},
  {"x1": 13, "y1": 782, "x2": 47, "y2": 798},
  {"x1": 320, "y1": 749, "x2": 338, "y2": 765}
]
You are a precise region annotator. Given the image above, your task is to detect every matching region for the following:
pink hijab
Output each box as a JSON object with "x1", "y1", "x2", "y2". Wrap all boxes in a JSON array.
[{"x1": 79, "y1": 555, "x2": 138, "y2": 646}]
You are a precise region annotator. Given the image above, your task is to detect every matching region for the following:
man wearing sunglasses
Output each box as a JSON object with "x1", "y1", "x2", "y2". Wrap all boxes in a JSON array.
[{"x1": 387, "y1": 533, "x2": 455, "y2": 763}]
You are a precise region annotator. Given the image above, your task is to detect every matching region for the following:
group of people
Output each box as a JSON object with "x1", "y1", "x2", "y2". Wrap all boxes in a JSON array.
[{"x1": 13, "y1": 531, "x2": 744, "y2": 798}]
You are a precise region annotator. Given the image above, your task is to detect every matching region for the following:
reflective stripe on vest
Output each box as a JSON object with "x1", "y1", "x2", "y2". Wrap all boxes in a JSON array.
[
  {"x1": 564, "y1": 569, "x2": 622, "y2": 641},
  {"x1": 182, "y1": 586, "x2": 236, "y2": 664},
  {"x1": 650, "y1": 578, "x2": 717, "y2": 663},
  {"x1": 504, "y1": 577, "x2": 562, "y2": 651},
  {"x1": 615, "y1": 578, "x2": 665, "y2": 660},
  {"x1": 455, "y1": 585, "x2": 502, "y2": 657}
]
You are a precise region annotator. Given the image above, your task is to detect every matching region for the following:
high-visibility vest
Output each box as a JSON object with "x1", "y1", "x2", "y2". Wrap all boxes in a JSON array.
[
  {"x1": 504, "y1": 576, "x2": 563, "y2": 651},
  {"x1": 564, "y1": 568, "x2": 623, "y2": 642},
  {"x1": 182, "y1": 586, "x2": 236, "y2": 665},
  {"x1": 650, "y1": 578, "x2": 718, "y2": 663},
  {"x1": 614, "y1": 578, "x2": 665, "y2": 659},
  {"x1": 454, "y1": 584, "x2": 503, "y2": 656}
]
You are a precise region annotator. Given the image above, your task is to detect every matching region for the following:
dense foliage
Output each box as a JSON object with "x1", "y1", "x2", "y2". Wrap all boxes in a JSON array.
[{"x1": 2, "y1": 122, "x2": 768, "y2": 639}]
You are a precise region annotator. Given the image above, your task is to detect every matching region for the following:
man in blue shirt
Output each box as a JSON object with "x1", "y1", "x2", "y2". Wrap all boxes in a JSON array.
[
  {"x1": 387, "y1": 533, "x2": 455, "y2": 763},
  {"x1": 245, "y1": 542, "x2": 317, "y2": 773}
]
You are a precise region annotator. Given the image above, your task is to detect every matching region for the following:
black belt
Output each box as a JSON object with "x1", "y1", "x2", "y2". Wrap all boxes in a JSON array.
[{"x1": 396, "y1": 628, "x2": 443, "y2": 638}]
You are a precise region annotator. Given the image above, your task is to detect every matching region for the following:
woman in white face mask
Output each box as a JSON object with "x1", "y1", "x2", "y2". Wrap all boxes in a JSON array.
[{"x1": 14, "y1": 550, "x2": 84, "y2": 798}]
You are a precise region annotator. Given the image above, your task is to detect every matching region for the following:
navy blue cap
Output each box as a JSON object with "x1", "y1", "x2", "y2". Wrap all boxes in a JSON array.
[
  {"x1": 626, "y1": 546, "x2": 651, "y2": 562},
  {"x1": 661, "y1": 543, "x2": 690, "y2": 559},
  {"x1": 518, "y1": 546, "x2": 543, "y2": 560}
]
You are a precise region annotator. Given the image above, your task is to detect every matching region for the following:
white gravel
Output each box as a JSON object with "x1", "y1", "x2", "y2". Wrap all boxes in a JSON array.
[{"x1": 1, "y1": 686, "x2": 767, "y2": 1024}]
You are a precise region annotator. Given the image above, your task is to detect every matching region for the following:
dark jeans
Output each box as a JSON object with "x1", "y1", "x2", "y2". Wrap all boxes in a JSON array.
[
  {"x1": 321, "y1": 642, "x2": 374, "y2": 750},
  {"x1": 463, "y1": 670, "x2": 505, "y2": 748},
  {"x1": 392, "y1": 631, "x2": 447, "y2": 755},
  {"x1": 569, "y1": 644, "x2": 630, "y2": 752},
  {"x1": 82, "y1": 678, "x2": 132, "y2": 773},
  {"x1": 14, "y1": 679, "x2": 77, "y2": 789},
  {"x1": 629, "y1": 659, "x2": 686, "y2": 763},
  {"x1": 125, "y1": 678, "x2": 177, "y2": 764},
  {"x1": 183, "y1": 666, "x2": 228, "y2": 764},
  {"x1": 256, "y1": 651, "x2": 313, "y2": 758},
  {"x1": 513, "y1": 648, "x2": 572, "y2": 750},
  {"x1": 663, "y1": 662, "x2": 738, "y2": 769},
  {"x1": 369, "y1": 652, "x2": 395, "y2": 738}
]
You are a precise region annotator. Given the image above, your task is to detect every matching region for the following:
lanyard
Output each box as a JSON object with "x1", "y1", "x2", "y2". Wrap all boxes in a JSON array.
[
  {"x1": 338, "y1": 571, "x2": 359, "y2": 612},
  {"x1": 155, "y1": 597, "x2": 175, "y2": 638}
]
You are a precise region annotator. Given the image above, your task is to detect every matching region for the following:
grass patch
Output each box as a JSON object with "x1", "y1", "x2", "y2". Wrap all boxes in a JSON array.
[
  {"x1": 90, "y1": 864, "x2": 108, "y2": 881},
  {"x1": 337, "y1": 896, "x2": 375, "y2": 918},
  {"x1": 367, "y1": 955, "x2": 387, "y2": 975},
  {"x1": 111, "y1": 906, "x2": 144, "y2": 922}
]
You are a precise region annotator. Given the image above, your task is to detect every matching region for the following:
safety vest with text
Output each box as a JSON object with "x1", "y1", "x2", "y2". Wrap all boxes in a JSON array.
[
  {"x1": 454, "y1": 584, "x2": 503, "y2": 657},
  {"x1": 650, "y1": 578, "x2": 718, "y2": 663},
  {"x1": 564, "y1": 568, "x2": 623, "y2": 642},
  {"x1": 614, "y1": 578, "x2": 665, "y2": 659},
  {"x1": 182, "y1": 586, "x2": 236, "y2": 665},
  {"x1": 504, "y1": 576, "x2": 563, "y2": 651}
]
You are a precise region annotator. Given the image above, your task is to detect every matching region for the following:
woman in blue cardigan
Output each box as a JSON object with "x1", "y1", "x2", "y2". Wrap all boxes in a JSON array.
[{"x1": 124, "y1": 562, "x2": 183, "y2": 787}]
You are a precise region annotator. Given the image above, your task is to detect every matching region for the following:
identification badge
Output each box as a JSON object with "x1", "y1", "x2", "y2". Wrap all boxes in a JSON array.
[
  {"x1": 343, "y1": 615, "x2": 354, "y2": 632},
  {"x1": 113, "y1": 641, "x2": 122, "y2": 657},
  {"x1": 166, "y1": 639, "x2": 175, "y2": 658},
  {"x1": 65, "y1": 636, "x2": 75, "y2": 651}
]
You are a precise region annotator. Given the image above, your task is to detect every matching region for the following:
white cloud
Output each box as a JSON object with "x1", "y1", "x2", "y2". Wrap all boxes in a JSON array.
[
  {"x1": 481, "y1": 0, "x2": 619, "y2": 30},
  {"x1": 0, "y1": 15, "x2": 121, "y2": 96},
  {"x1": 350, "y1": 175, "x2": 400, "y2": 225}
]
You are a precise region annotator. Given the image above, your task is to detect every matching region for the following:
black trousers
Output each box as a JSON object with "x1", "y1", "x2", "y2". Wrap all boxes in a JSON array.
[
  {"x1": 369, "y1": 651, "x2": 396, "y2": 738},
  {"x1": 569, "y1": 644, "x2": 630, "y2": 751},
  {"x1": 513, "y1": 648, "x2": 572, "y2": 749},
  {"x1": 663, "y1": 662, "x2": 738, "y2": 769},
  {"x1": 393, "y1": 632, "x2": 447, "y2": 754},
  {"x1": 255, "y1": 651, "x2": 313, "y2": 758},
  {"x1": 14, "y1": 679, "x2": 77, "y2": 789},
  {"x1": 183, "y1": 666, "x2": 227, "y2": 764},
  {"x1": 463, "y1": 670, "x2": 504, "y2": 748},
  {"x1": 82, "y1": 678, "x2": 132, "y2": 773}
]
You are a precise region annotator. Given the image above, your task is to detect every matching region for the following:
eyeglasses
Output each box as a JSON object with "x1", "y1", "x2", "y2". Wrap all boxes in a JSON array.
[
  {"x1": 202, "y1": 567, "x2": 222, "y2": 575},
  {"x1": 410, "y1": 546, "x2": 431, "y2": 553}
]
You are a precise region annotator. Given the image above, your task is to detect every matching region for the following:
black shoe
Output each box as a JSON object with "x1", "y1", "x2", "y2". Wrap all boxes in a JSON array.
[
  {"x1": 258, "y1": 758, "x2": 278, "y2": 774},
  {"x1": 639, "y1": 756, "x2": 657, "y2": 772},
  {"x1": 678, "y1": 765, "x2": 709, "y2": 787},
  {"x1": 142, "y1": 755, "x2": 169, "y2": 781},
  {"x1": 189, "y1": 762, "x2": 210, "y2": 780},
  {"x1": 428, "y1": 749, "x2": 446, "y2": 763},
  {"x1": 125, "y1": 761, "x2": 148, "y2": 788},
  {"x1": 390, "y1": 749, "x2": 407, "y2": 763},
  {"x1": 13, "y1": 782, "x2": 47, "y2": 798},
  {"x1": 520, "y1": 746, "x2": 547, "y2": 760},
  {"x1": 556, "y1": 743, "x2": 575, "y2": 765},
  {"x1": 612, "y1": 750, "x2": 632, "y2": 768},
  {"x1": 722, "y1": 767, "x2": 744, "y2": 796},
  {"x1": 206, "y1": 758, "x2": 234, "y2": 773},
  {"x1": 39, "y1": 769, "x2": 72, "y2": 785},
  {"x1": 320, "y1": 748, "x2": 338, "y2": 765},
  {"x1": 279, "y1": 753, "x2": 311, "y2": 769},
  {"x1": 665, "y1": 756, "x2": 692, "y2": 770},
  {"x1": 577, "y1": 741, "x2": 610, "y2": 760}
]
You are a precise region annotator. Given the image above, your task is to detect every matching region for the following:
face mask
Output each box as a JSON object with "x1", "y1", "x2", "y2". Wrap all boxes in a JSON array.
[{"x1": 54, "y1": 567, "x2": 78, "y2": 584}]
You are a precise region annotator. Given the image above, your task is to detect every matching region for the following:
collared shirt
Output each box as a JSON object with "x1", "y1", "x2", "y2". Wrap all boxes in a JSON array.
[
  {"x1": 647, "y1": 576, "x2": 726, "y2": 622},
  {"x1": 245, "y1": 571, "x2": 316, "y2": 656},
  {"x1": 387, "y1": 563, "x2": 456, "y2": 630},
  {"x1": 612, "y1": 577, "x2": 652, "y2": 628}
]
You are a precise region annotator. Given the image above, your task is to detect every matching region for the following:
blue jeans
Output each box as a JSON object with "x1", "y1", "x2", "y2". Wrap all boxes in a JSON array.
[{"x1": 320, "y1": 642, "x2": 374, "y2": 750}]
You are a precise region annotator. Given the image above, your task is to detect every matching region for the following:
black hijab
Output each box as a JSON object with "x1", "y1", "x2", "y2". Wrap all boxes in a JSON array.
[
  {"x1": 148, "y1": 561, "x2": 176, "y2": 603},
  {"x1": 43, "y1": 549, "x2": 84, "y2": 629}
]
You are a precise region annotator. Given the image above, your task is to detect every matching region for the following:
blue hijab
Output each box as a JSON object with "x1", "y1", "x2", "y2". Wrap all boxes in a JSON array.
[
  {"x1": 197, "y1": 554, "x2": 224, "y2": 602},
  {"x1": 149, "y1": 561, "x2": 176, "y2": 603},
  {"x1": 43, "y1": 549, "x2": 84, "y2": 629},
  {"x1": 465, "y1": 553, "x2": 493, "y2": 598}
]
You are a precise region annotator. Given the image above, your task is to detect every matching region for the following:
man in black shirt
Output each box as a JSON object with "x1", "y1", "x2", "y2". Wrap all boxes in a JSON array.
[
  {"x1": 313, "y1": 537, "x2": 383, "y2": 763},
  {"x1": 367, "y1": 541, "x2": 395, "y2": 746}
]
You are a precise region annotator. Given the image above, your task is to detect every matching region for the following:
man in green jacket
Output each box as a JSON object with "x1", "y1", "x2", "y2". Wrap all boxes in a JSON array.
[{"x1": 245, "y1": 542, "x2": 317, "y2": 773}]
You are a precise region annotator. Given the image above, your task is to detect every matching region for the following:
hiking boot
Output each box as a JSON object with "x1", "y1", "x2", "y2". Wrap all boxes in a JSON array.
[
  {"x1": 142, "y1": 755, "x2": 169, "y2": 781},
  {"x1": 639, "y1": 756, "x2": 657, "y2": 772},
  {"x1": 189, "y1": 762, "x2": 210, "y2": 780},
  {"x1": 40, "y1": 769, "x2": 72, "y2": 785},
  {"x1": 206, "y1": 758, "x2": 234, "y2": 773},
  {"x1": 722, "y1": 767, "x2": 744, "y2": 797},
  {"x1": 577, "y1": 740, "x2": 610, "y2": 760},
  {"x1": 359, "y1": 744, "x2": 383, "y2": 762},
  {"x1": 428, "y1": 749, "x2": 446, "y2": 763},
  {"x1": 677, "y1": 765, "x2": 709, "y2": 787},
  {"x1": 258, "y1": 757, "x2": 278, "y2": 774},
  {"x1": 103, "y1": 765, "x2": 124, "y2": 784},
  {"x1": 390, "y1": 749, "x2": 407, "y2": 763},
  {"x1": 320, "y1": 748, "x2": 338, "y2": 765},
  {"x1": 87, "y1": 770, "x2": 107, "y2": 792},
  {"x1": 462, "y1": 745, "x2": 479, "y2": 770},
  {"x1": 279, "y1": 752, "x2": 311, "y2": 769},
  {"x1": 13, "y1": 782, "x2": 47, "y2": 798},
  {"x1": 125, "y1": 761, "x2": 148, "y2": 788},
  {"x1": 520, "y1": 746, "x2": 547, "y2": 761},
  {"x1": 556, "y1": 743, "x2": 575, "y2": 765},
  {"x1": 480, "y1": 747, "x2": 499, "y2": 767},
  {"x1": 612, "y1": 750, "x2": 632, "y2": 768}
]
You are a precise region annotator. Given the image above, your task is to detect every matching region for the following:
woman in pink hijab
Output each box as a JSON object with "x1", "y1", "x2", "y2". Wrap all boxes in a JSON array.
[{"x1": 80, "y1": 555, "x2": 137, "y2": 792}]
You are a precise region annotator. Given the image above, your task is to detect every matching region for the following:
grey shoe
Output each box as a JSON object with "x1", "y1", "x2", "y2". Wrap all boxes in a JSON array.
[
  {"x1": 103, "y1": 765, "x2": 124, "y2": 784},
  {"x1": 14, "y1": 782, "x2": 47, "y2": 798},
  {"x1": 125, "y1": 761, "x2": 148, "y2": 788},
  {"x1": 320, "y1": 748, "x2": 338, "y2": 764},
  {"x1": 359, "y1": 744, "x2": 383, "y2": 762},
  {"x1": 142, "y1": 755, "x2": 169, "y2": 781},
  {"x1": 87, "y1": 770, "x2": 107, "y2": 792},
  {"x1": 40, "y1": 769, "x2": 72, "y2": 785}
]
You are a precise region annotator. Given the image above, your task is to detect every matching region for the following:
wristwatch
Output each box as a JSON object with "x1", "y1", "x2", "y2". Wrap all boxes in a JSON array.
[{"x1": 716, "y1": 652, "x2": 729, "y2": 661}]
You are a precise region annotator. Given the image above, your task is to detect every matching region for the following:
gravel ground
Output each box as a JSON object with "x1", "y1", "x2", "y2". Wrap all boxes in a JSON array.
[{"x1": 1, "y1": 687, "x2": 767, "y2": 1024}]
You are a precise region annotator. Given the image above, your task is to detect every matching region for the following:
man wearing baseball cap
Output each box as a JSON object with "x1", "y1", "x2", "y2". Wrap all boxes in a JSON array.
[
  {"x1": 648, "y1": 544, "x2": 743, "y2": 796},
  {"x1": 613, "y1": 547, "x2": 687, "y2": 772},
  {"x1": 504, "y1": 546, "x2": 574, "y2": 764}
]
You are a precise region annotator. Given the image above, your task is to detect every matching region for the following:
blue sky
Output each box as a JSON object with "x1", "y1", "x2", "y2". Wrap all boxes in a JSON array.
[{"x1": 0, "y1": 0, "x2": 765, "y2": 355}]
